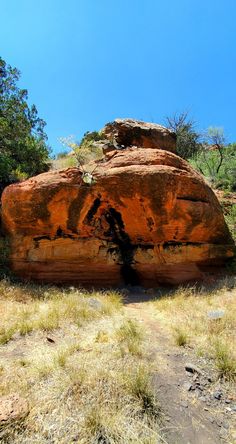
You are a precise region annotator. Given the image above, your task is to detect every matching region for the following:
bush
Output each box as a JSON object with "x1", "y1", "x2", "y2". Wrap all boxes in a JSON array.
[{"x1": 165, "y1": 111, "x2": 202, "y2": 159}]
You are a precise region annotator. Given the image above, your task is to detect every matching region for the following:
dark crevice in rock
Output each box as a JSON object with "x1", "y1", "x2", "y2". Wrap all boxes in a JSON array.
[
  {"x1": 136, "y1": 244, "x2": 154, "y2": 250},
  {"x1": 146, "y1": 217, "x2": 154, "y2": 231},
  {"x1": 33, "y1": 235, "x2": 51, "y2": 242},
  {"x1": 33, "y1": 230, "x2": 77, "y2": 245},
  {"x1": 56, "y1": 226, "x2": 63, "y2": 236},
  {"x1": 85, "y1": 197, "x2": 101, "y2": 223},
  {"x1": 163, "y1": 241, "x2": 205, "y2": 250},
  {"x1": 176, "y1": 196, "x2": 209, "y2": 204},
  {"x1": 104, "y1": 207, "x2": 140, "y2": 285},
  {"x1": 120, "y1": 264, "x2": 140, "y2": 286}
]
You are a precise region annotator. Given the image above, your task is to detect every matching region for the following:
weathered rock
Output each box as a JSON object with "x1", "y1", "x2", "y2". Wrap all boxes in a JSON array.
[
  {"x1": 207, "y1": 310, "x2": 225, "y2": 320},
  {"x1": 185, "y1": 363, "x2": 203, "y2": 375},
  {"x1": 102, "y1": 118, "x2": 176, "y2": 152},
  {"x1": 87, "y1": 298, "x2": 103, "y2": 310},
  {"x1": 0, "y1": 394, "x2": 29, "y2": 426},
  {"x1": 1, "y1": 120, "x2": 234, "y2": 287},
  {"x1": 183, "y1": 382, "x2": 193, "y2": 391},
  {"x1": 214, "y1": 391, "x2": 223, "y2": 400}
]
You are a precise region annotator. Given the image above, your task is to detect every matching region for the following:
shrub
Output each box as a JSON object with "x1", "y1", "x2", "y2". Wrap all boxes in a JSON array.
[{"x1": 190, "y1": 143, "x2": 236, "y2": 191}]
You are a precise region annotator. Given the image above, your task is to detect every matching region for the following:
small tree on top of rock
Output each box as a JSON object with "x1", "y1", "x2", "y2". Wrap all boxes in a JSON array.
[
  {"x1": 165, "y1": 111, "x2": 202, "y2": 159},
  {"x1": 59, "y1": 131, "x2": 105, "y2": 183}
]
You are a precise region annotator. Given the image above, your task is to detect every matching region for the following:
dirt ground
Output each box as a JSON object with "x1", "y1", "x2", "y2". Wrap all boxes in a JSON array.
[{"x1": 125, "y1": 295, "x2": 236, "y2": 444}]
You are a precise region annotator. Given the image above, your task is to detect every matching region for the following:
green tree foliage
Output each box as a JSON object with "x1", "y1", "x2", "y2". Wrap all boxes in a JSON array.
[
  {"x1": 59, "y1": 131, "x2": 105, "y2": 171},
  {"x1": 165, "y1": 111, "x2": 202, "y2": 159},
  {"x1": 191, "y1": 135, "x2": 236, "y2": 191},
  {"x1": 0, "y1": 57, "x2": 50, "y2": 188}
]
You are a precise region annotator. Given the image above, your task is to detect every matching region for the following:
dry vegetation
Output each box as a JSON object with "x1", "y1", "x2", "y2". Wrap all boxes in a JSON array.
[
  {"x1": 0, "y1": 279, "x2": 162, "y2": 444},
  {"x1": 150, "y1": 277, "x2": 236, "y2": 382},
  {"x1": 0, "y1": 275, "x2": 236, "y2": 443}
]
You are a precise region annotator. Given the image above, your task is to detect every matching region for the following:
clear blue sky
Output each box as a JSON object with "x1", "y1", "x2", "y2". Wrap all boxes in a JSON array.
[{"x1": 1, "y1": 0, "x2": 236, "y2": 154}]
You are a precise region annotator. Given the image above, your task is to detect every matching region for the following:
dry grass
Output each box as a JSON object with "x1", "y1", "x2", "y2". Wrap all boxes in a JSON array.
[
  {"x1": 0, "y1": 280, "x2": 122, "y2": 345},
  {"x1": 150, "y1": 277, "x2": 236, "y2": 381},
  {"x1": 0, "y1": 279, "x2": 162, "y2": 443},
  {"x1": 116, "y1": 318, "x2": 144, "y2": 356}
]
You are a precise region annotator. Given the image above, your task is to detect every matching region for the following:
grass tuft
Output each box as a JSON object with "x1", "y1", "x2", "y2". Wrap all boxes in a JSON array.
[
  {"x1": 124, "y1": 364, "x2": 160, "y2": 418},
  {"x1": 173, "y1": 326, "x2": 188, "y2": 346},
  {"x1": 214, "y1": 339, "x2": 236, "y2": 381},
  {"x1": 116, "y1": 318, "x2": 144, "y2": 355}
]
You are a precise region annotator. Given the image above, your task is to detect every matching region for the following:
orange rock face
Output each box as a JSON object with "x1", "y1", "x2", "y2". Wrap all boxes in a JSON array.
[{"x1": 1, "y1": 122, "x2": 234, "y2": 286}]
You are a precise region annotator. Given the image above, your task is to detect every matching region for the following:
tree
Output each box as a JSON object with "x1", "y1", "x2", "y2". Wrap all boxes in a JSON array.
[
  {"x1": 191, "y1": 127, "x2": 236, "y2": 189},
  {"x1": 165, "y1": 111, "x2": 202, "y2": 159},
  {"x1": 59, "y1": 131, "x2": 105, "y2": 183},
  {"x1": 205, "y1": 127, "x2": 225, "y2": 174},
  {"x1": 0, "y1": 57, "x2": 50, "y2": 188}
]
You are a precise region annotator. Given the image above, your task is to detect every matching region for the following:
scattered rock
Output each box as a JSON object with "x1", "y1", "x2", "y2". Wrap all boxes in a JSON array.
[
  {"x1": 214, "y1": 391, "x2": 223, "y2": 400},
  {"x1": 185, "y1": 363, "x2": 203, "y2": 375},
  {"x1": 87, "y1": 298, "x2": 103, "y2": 310},
  {"x1": 216, "y1": 419, "x2": 223, "y2": 427},
  {"x1": 219, "y1": 429, "x2": 228, "y2": 439},
  {"x1": 231, "y1": 404, "x2": 236, "y2": 412},
  {"x1": 192, "y1": 373, "x2": 199, "y2": 382},
  {"x1": 46, "y1": 337, "x2": 55, "y2": 343},
  {"x1": 207, "y1": 310, "x2": 225, "y2": 320},
  {"x1": 183, "y1": 382, "x2": 193, "y2": 391},
  {"x1": 0, "y1": 394, "x2": 29, "y2": 426},
  {"x1": 180, "y1": 401, "x2": 188, "y2": 408}
]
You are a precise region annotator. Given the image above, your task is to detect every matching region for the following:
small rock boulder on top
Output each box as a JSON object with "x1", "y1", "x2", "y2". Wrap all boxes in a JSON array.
[{"x1": 1, "y1": 119, "x2": 234, "y2": 286}]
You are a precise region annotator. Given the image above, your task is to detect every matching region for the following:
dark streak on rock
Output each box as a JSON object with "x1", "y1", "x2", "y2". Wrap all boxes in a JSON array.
[
  {"x1": 67, "y1": 187, "x2": 89, "y2": 233},
  {"x1": 177, "y1": 196, "x2": 209, "y2": 204},
  {"x1": 85, "y1": 197, "x2": 101, "y2": 223},
  {"x1": 163, "y1": 241, "x2": 205, "y2": 250},
  {"x1": 104, "y1": 207, "x2": 140, "y2": 285}
]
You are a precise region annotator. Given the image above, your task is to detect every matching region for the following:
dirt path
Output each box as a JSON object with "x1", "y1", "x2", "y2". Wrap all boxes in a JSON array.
[{"x1": 125, "y1": 301, "x2": 233, "y2": 444}]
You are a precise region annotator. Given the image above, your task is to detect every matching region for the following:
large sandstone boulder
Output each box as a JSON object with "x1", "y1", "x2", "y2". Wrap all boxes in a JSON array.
[{"x1": 1, "y1": 120, "x2": 234, "y2": 286}]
